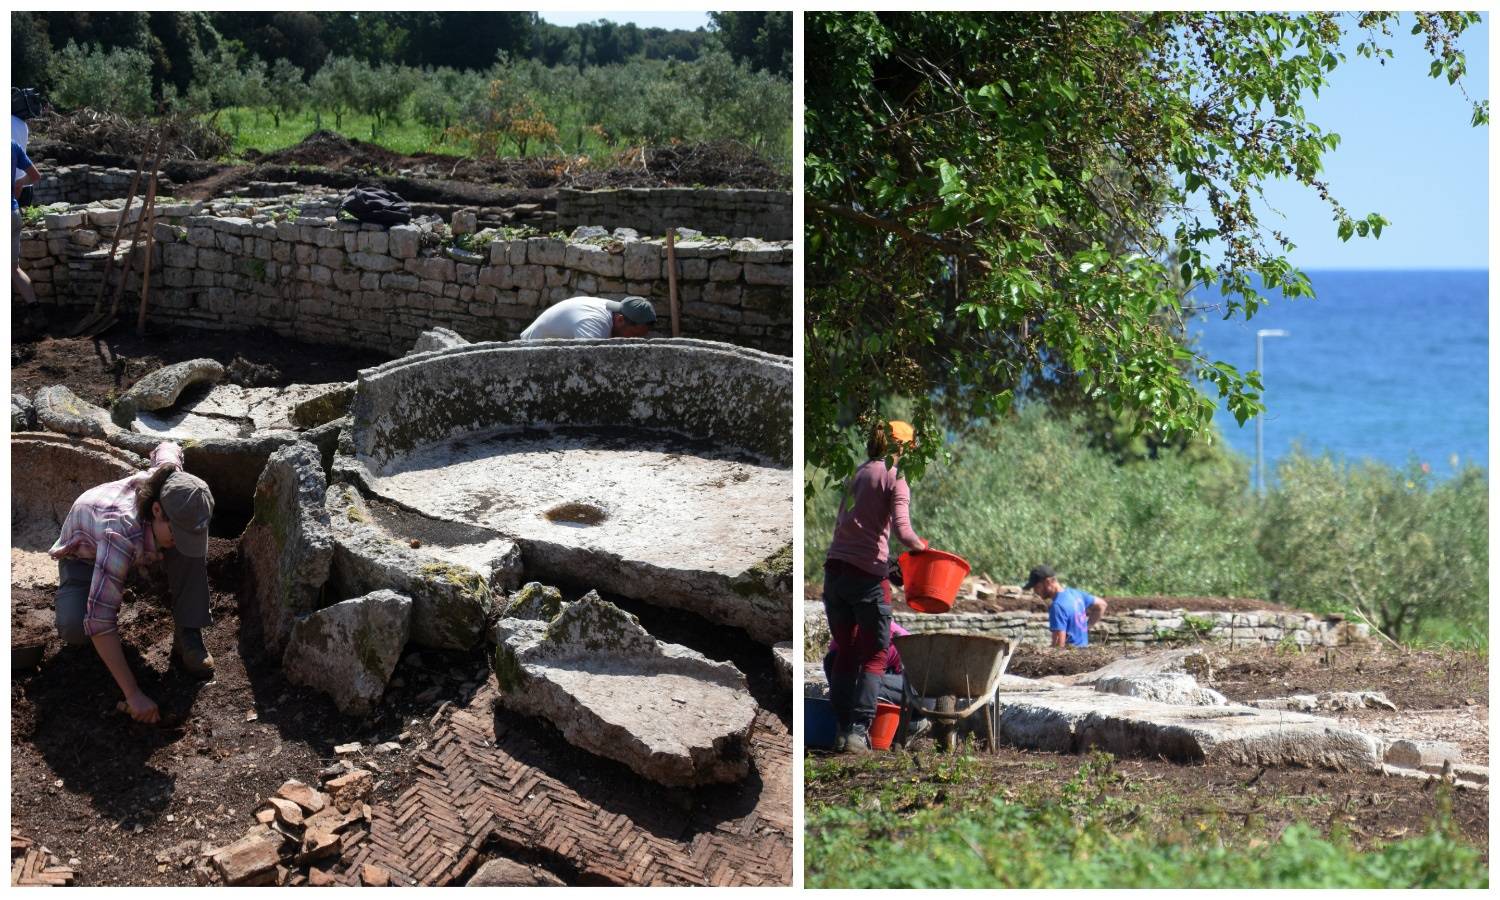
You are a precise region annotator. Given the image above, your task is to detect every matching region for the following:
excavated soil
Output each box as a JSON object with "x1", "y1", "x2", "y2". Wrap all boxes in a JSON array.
[
  {"x1": 10, "y1": 323, "x2": 391, "y2": 408},
  {"x1": 11, "y1": 533, "x2": 789, "y2": 886},
  {"x1": 30, "y1": 131, "x2": 789, "y2": 207},
  {"x1": 810, "y1": 641, "x2": 1490, "y2": 862}
]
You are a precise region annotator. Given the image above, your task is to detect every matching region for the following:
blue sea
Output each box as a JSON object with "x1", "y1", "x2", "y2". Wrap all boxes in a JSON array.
[{"x1": 1189, "y1": 269, "x2": 1488, "y2": 479}]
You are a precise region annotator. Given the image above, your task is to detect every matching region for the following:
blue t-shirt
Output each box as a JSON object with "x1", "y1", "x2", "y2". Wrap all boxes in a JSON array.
[
  {"x1": 12, "y1": 141, "x2": 33, "y2": 211},
  {"x1": 1048, "y1": 587, "x2": 1099, "y2": 647}
]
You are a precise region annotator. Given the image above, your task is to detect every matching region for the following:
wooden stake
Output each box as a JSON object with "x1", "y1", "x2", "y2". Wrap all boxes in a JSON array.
[
  {"x1": 90, "y1": 143, "x2": 150, "y2": 316},
  {"x1": 666, "y1": 227, "x2": 680, "y2": 337},
  {"x1": 134, "y1": 171, "x2": 162, "y2": 337},
  {"x1": 106, "y1": 137, "x2": 165, "y2": 321}
]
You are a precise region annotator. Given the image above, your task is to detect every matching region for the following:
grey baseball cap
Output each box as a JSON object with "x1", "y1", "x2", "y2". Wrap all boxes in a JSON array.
[
  {"x1": 606, "y1": 296, "x2": 657, "y2": 325},
  {"x1": 159, "y1": 470, "x2": 214, "y2": 558}
]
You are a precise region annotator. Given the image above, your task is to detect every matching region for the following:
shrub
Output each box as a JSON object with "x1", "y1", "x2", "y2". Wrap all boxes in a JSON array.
[{"x1": 48, "y1": 41, "x2": 154, "y2": 117}]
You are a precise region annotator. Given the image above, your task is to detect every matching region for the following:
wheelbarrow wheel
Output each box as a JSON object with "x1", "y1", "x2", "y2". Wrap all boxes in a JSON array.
[{"x1": 934, "y1": 695, "x2": 958, "y2": 753}]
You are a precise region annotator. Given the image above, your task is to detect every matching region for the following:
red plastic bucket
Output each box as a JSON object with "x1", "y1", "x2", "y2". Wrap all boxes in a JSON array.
[
  {"x1": 869, "y1": 700, "x2": 902, "y2": 750},
  {"x1": 898, "y1": 549, "x2": 971, "y2": 613}
]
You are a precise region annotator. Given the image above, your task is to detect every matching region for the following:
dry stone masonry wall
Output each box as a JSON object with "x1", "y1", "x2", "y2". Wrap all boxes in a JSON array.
[
  {"x1": 891, "y1": 607, "x2": 1369, "y2": 648},
  {"x1": 557, "y1": 187, "x2": 791, "y2": 240},
  {"x1": 19, "y1": 194, "x2": 793, "y2": 356},
  {"x1": 30, "y1": 164, "x2": 177, "y2": 206}
]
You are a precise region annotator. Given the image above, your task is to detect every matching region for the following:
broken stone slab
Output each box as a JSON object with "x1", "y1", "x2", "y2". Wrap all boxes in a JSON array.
[
  {"x1": 210, "y1": 826, "x2": 288, "y2": 886},
  {"x1": 33, "y1": 384, "x2": 115, "y2": 439},
  {"x1": 1049, "y1": 648, "x2": 1213, "y2": 686},
  {"x1": 325, "y1": 482, "x2": 515, "y2": 650},
  {"x1": 772, "y1": 641, "x2": 793, "y2": 692},
  {"x1": 113, "y1": 358, "x2": 226, "y2": 426},
  {"x1": 466, "y1": 857, "x2": 566, "y2": 887},
  {"x1": 290, "y1": 383, "x2": 355, "y2": 429},
  {"x1": 12, "y1": 393, "x2": 34, "y2": 431},
  {"x1": 1094, "y1": 673, "x2": 1227, "y2": 707},
  {"x1": 283, "y1": 590, "x2": 412, "y2": 716},
  {"x1": 492, "y1": 589, "x2": 758, "y2": 787},
  {"x1": 1380, "y1": 763, "x2": 1486, "y2": 791},
  {"x1": 993, "y1": 679, "x2": 1382, "y2": 771},
  {"x1": 258, "y1": 797, "x2": 305, "y2": 829},
  {"x1": 1383, "y1": 739, "x2": 1463, "y2": 771},
  {"x1": 242, "y1": 442, "x2": 335, "y2": 653},
  {"x1": 407, "y1": 326, "x2": 471, "y2": 356},
  {"x1": 1251, "y1": 691, "x2": 1397, "y2": 713}
]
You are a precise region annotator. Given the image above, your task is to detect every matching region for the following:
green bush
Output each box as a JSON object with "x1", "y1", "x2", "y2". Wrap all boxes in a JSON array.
[
  {"x1": 49, "y1": 41, "x2": 154, "y2": 117},
  {"x1": 1258, "y1": 453, "x2": 1488, "y2": 641}
]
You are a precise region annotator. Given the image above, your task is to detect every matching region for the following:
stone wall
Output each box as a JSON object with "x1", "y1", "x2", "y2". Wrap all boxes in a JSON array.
[
  {"x1": 557, "y1": 188, "x2": 791, "y2": 241},
  {"x1": 803, "y1": 600, "x2": 1370, "y2": 651},
  {"x1": 29, "y1": 165, "x2": 176, "y2": 207},
  {"x1": 891, "y1": 608, "x2": 1369, "y2": 648},
  {"x1": 18, "y1": 200, "x2": 793, "y2": 356},
  {"x1": 346, "y1": 339, "x2": 792, "y2": 470}
]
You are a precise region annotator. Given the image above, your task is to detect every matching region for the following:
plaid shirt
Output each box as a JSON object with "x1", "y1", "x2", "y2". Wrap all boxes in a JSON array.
[{"x1": 49, "y1": 442, "x2": 182, "y2": 637}]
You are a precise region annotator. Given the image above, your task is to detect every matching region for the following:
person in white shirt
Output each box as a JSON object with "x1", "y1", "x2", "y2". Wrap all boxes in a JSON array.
[{"x1": 520, "y1": 295, "x2": 657, "y2": 340}]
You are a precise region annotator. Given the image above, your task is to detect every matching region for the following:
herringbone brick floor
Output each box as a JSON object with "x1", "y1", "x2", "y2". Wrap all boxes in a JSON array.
[{"x1": 337, "y1": 681, "x2": 792, "y2": 886}]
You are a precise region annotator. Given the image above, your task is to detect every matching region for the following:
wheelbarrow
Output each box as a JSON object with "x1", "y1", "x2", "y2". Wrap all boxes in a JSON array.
[{"x1": 893, "y1": 631, "x2": 1014, "y2": 752}]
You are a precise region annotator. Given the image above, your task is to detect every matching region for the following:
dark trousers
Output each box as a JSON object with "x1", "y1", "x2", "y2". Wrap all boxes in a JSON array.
[
  {"x1": 822, "y1": 561, "x2": 892, "y2": 734},
  {"x1": 55, "y1": 553, "x2": 211, "y2": 646}
]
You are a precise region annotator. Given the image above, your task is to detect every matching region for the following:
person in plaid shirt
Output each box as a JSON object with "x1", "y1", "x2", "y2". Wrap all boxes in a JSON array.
[{"x1": 50, "y1": 441, "x2": 216, "y2": 723}]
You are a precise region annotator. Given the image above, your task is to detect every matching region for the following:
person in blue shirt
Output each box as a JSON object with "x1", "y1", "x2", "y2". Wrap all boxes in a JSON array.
[
  {"x1": 1026, "y1": 564, "x2": 1108, "y2": 648},
  {"x1": 12, "y1": 139, "x2": 41, "y2": 305}
]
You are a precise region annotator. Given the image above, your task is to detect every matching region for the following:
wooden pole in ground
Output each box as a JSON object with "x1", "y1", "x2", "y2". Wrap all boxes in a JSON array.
[
  {"x1": 87, "y1": 143, "x2": 150, "y2": 318},
  {"x1": 134, "y1": 170, "x2": 163, "y2": 337},
  {"x1": 666, "y1": 227, "x2": 680, "y2": 337},
  {"x1": 106, "y1": 137, "x2": 165, "y2": 321}
]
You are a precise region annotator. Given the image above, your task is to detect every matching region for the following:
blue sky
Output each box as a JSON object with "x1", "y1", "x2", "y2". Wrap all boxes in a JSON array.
[
  {"x1": 538, "y1": 12, "x2": 709, "y2": 31},
  {"x1": 1248, "y1": 14, "x2": 1489, "y2": 269}
]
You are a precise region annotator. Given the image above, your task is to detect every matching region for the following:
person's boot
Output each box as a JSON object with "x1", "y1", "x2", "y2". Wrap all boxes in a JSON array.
[
  {"x1": 845, "y1": 724, "x2": 874, "y2": 755},
  {"x1": 173, "y1": 626, "x2": 214, "y2": 678}
]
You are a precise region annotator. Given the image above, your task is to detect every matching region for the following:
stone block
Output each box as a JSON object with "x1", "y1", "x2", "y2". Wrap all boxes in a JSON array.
[
  {"x1": 527, "y1": 237, "x2": 565, "y2": 266},
  {"x1": 284, "y1": 591, "x2": 412, "y2": 716},
  {"x1": 242, "y1": 442, "x2": 335, "y2": 654},
  {"x1": 389, "y1": 224, "x2": 420, "y2": 259}
]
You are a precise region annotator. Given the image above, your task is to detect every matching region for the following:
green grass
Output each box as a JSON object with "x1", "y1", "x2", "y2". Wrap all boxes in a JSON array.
[
  {"x1": 805, "y1": 752, "x2": 1487, "y2": 888},
  {"x1": 211, "y1": 104, "x2": 790, "y2": 168}
]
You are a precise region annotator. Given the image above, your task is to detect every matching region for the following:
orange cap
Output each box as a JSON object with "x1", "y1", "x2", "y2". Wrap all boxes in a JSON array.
[{"x1": 888, "y1": 420, "x2": 915, "y2": 445}]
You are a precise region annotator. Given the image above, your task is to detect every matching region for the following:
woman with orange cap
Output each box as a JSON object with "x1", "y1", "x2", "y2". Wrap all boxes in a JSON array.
[{"x1": 821, "y1": 419, "x2": 928, "y2": 752}]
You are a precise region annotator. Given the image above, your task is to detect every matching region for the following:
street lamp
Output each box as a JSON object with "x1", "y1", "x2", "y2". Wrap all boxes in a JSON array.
[{"x1": 1255, "y1": 328, "x2": 1289, "y2": 495}]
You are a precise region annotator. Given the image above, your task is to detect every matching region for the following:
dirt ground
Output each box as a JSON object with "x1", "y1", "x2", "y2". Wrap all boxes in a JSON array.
[
  {"x1": 809, "y1": 640, "x2": 1490, "y2": 858},
  {"x1": 11, "y1": 322, "x2": 391, "y2": 409},
  {"x1": 806, "y1": 743, "x2": 1489, "y2": 856},
  {"x1": 31, "y1": 130, "x2": 789, "y2": 207},
  {"x1": 12, "y1": 538, "x2": 788, "y2": 886}
]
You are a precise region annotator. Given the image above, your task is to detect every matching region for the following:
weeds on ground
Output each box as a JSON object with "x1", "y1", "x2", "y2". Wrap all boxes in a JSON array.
[{"x1": 805, "y1": 751, "x2": 1485, "y2": 888}]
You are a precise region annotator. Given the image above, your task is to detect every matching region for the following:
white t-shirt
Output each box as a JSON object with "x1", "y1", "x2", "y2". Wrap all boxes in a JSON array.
[
  {"x1": 520, "y1": 296, "x2": 614, "y2": 340},
  {"x1": 13, "y1": 115, "x2": 29, "y2": 182}
]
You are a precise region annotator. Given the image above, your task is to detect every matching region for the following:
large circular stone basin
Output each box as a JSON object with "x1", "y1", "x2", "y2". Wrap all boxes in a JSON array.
[{"x1": 337, "y1": 338, "x2": 792, "y2": 642}]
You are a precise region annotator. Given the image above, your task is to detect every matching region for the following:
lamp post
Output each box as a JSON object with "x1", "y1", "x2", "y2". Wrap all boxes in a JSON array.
[{"x1": 1255, "y1": 328, "x2": 1289, "y2": 495}]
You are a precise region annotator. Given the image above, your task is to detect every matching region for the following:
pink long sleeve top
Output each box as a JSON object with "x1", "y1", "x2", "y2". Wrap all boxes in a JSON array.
[{"x1": 824, "y1": 459, "x2": 925, "y2": 579}]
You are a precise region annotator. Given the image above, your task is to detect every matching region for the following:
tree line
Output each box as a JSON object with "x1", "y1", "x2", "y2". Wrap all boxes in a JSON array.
[{"x1": 11, "y1": 11, "x2": 791, "y2": 99}]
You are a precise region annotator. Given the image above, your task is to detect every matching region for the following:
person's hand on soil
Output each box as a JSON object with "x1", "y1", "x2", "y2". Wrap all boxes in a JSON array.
[{"x1": 124, "y1": 692, "x2": 159, "y2": 724}]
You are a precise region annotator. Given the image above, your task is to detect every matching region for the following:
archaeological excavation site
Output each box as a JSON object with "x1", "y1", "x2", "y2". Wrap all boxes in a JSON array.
[
  {"x1": 11, "y1": 134, "x2": 793, "y2": 887},
  {"x1": 804, "y1": 577, "x2": 1488, "y2": 864}
]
